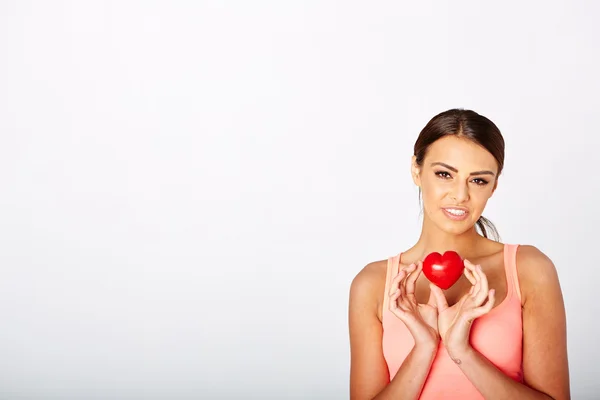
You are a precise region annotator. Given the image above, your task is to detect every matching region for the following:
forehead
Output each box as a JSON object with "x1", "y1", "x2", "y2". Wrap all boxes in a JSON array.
[{"x1": 424, "y1": 136, "x2": 497, "y2": 171}]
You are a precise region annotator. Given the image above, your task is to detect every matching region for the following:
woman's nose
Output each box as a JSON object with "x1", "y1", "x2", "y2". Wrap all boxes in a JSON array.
[{"x1": 450, "y1": 182, "x2": 469, "y2": 203}]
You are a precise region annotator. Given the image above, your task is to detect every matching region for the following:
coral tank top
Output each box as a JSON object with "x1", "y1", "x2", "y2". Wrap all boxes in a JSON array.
[{"x1": 382, "y1": 244, "x2": 524, "y2": 399}]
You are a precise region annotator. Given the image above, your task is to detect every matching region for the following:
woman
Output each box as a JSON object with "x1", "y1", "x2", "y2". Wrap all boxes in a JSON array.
[{"x1": 348, "y1": 109, "x2": 570, "y2": 399}]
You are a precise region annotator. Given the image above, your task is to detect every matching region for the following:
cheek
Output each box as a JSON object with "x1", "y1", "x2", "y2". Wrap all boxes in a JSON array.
[
  {"x1": 421, "y1": 178, "x2": 446, "y2": 199},
  {"x1": 472, "y1": 187, "x2": 494, "y2": 203},
  {"x1": 466, "y1": 192, "x2": 493, "y2": 218},
  {"x1": 420, "y1": 182, "x2": 446, "y2": 211}
]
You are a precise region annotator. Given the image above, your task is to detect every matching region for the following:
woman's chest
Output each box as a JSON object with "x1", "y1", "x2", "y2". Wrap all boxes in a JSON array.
[{"x1": 412, "y1": 256, "x2": 509, "y2": 309}]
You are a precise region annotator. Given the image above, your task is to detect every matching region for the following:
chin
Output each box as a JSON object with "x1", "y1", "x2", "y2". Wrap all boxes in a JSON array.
[
  {"x1": 436, "y1": 215, "x2": 476, "y2": 235},
  {"x1": 445, "y1": 224, "x2": 473, "y2": 236}
]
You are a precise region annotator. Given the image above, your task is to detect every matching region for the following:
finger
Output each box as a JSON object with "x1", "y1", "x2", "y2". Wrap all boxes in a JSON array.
[
  {"x1": 464, "y1": 261, "x2": 481, "y2": 297},
  {"x1": 463, "y1": 259, "x2": 477, "y2": 281},
  {"x1": 390, "y1": 286, "x2": 412, "y2": 313},
  {"x1": 465, "y1": 289, "x2": 496, "y2": 322},
  {"x1": 405, "y1": 261, "x2": 422, "y2": 295},
  {"x1": 463, "y1": 259, "x2": 477, "y2": 286},
  {"x1": 427, "y1": 284, "x2": 437, "y2": 308},
  {"x1": 389, "y1": 269, "x2": 409, "y2": 295},
  {"x1": 473, "y1": 265, "x2": 490, "y2": 305},
  {"x1": 388, "y1": 288, "x2": 401, "y2": 313},
  {"x1": 400, "y1": 264, "x2": 417, "y2": 298},
  {"x1": 400, "y1": 262, "x2": 417, "y2": 273},
  {"x1": 401, "y1": 263, "x2": 417, "y2": 279},
  {"x1": 392, "y1": 267, "x2": 409, "y2": 285},
  {"x1": 430, "y1": 283, "x2": 449, "y2": 311},
  {"x1": 395, "y1": 263, "x2": 415, "y2": 282}
]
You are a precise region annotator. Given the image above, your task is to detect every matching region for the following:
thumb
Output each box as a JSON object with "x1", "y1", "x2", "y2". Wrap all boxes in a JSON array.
[
  {"x1": 430, "y1": 283, "x2": 449, "y2": 311},
  {"x1": 427, "y1": 284, "x2": 437, "y2": 307}
]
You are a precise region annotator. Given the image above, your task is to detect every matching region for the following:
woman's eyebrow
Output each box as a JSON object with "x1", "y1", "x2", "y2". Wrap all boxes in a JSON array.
[{"x1": 430, "y1": 162, "x2": 496, "y2": 176}]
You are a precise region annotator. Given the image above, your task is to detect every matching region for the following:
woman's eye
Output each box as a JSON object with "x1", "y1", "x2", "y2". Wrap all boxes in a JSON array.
[
  {"x1": 473, "y1": 178, "x2": 489, "y2": 186},
  {"x1": 435, "y1": 171, "x2": 489, "y2": 186}
]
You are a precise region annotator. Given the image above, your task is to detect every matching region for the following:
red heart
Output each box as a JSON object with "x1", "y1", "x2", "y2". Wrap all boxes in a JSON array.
[{"x1": 422, "y1": 251, "x2": 464, "y2": 290}]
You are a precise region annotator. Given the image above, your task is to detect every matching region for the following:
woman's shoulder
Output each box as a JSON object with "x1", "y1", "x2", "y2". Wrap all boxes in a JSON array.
[
  {"x1": 515, "y1": 244, "x2": 561, "y2": 303},
  {"x1": 350, "y1": 258, "x2": 388, "y2": 296},
  {"x1": 349, "y1": 258, "x2": 390, "y2": 318},
  {"x1": 515, "y1": 244, "x2": 557, "y2": 275}
]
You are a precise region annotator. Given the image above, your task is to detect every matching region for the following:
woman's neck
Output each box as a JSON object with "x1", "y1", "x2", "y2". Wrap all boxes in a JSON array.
[{"x1": 408, "y1": 219, "x2": 489, "y2": 261}]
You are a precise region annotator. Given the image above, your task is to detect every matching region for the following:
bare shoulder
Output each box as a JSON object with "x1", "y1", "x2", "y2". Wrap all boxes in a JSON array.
[
  {"x1": 516, "y1": 244, "x2": 562, "y2": 303},
  {"x1": 348, "y1": 259, "x2": 394, "y2": 399},
  {"x1": 515, "y1": 245, "x2": 570, "y2": 400},
  {"x1": 349, "y1": 259, "x2": 388, "y2": 321}
]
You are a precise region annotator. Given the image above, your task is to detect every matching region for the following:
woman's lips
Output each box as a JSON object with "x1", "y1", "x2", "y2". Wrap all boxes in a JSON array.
[{"x1": 442, "y1": 207, "x2": 469, "y2": 221}]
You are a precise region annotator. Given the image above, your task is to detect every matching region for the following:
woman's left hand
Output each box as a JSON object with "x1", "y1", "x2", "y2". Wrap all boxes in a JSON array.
[{"x1": 430, "y1": 259, "x2": 496, "y2": 360}]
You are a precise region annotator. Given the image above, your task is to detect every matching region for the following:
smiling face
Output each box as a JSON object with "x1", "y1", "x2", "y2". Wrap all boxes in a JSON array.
[{"x1": 412, "y1": 135, "x2": 500, "y2": 235}]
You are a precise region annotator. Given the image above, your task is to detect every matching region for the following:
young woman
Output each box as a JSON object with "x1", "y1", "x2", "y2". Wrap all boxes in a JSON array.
[{"x1": 348, "y1": 109, "x2": 570, "y2": 399}]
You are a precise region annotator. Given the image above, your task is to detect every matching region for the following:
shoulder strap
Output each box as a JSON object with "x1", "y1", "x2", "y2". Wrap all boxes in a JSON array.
[
  {"x1": 504, "y1": 244, "x2": 522, "y2": 302},
  {"x1": 382, "y1": 253, "x2": 401, "y2": 312}
]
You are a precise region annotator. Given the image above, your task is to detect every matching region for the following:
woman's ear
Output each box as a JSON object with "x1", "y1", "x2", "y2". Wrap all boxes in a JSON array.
[{"x1": 411, "y1": 156, "x2": 421, "y2": 187}]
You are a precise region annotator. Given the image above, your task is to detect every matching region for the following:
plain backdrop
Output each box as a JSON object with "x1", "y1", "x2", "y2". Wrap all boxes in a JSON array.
[{"x1": 1, "y1": 1, "x2": 598, "y2": 399}]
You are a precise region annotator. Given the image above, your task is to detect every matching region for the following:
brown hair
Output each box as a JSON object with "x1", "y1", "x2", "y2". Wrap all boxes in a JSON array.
[{"x1": 413, "y1": 108, "x2": 505, "y2": 241}]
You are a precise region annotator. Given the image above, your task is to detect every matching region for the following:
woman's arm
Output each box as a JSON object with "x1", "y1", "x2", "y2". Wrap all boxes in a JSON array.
[
  {"x1": 349, "y1": 262, "x2": 438, "y2": 400},
  {"x1": 449, "y1": 245, "x2": 570, "y2": 400}
]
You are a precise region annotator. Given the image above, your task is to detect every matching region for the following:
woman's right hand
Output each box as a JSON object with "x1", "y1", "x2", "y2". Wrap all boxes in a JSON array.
[{"x1": 389, "y1": 261, "x2": 440, "y2": 348}]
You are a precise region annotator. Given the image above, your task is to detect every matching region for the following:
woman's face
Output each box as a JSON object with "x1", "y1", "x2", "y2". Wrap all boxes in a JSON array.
[{"x1": 412, "y1": 135, "x2": 499, "y2": 235}]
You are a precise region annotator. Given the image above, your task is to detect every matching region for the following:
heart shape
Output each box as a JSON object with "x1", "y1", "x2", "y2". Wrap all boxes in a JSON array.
[{"x1": 422, "y1": 250, "x2": 464, "y2": 290}]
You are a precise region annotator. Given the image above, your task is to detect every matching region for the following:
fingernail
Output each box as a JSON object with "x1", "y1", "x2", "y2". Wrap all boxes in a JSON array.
[
  {"x1": 477, "y1": 265, "x2": 482, "y2": 271},
  {"x1": 490, "y1": 289, "x2": 495, "y2": 295}
]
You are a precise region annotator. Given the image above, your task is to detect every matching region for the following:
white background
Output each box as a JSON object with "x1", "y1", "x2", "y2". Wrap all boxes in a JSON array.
[{"x1": 0, "y1": 1, "x2": 598, "y2": 399}]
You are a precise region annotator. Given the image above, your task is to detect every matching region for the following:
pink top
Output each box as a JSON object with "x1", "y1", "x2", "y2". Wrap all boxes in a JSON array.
[{"x1": 382, "y1": 244, "x2": 524, "y2": 399}]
